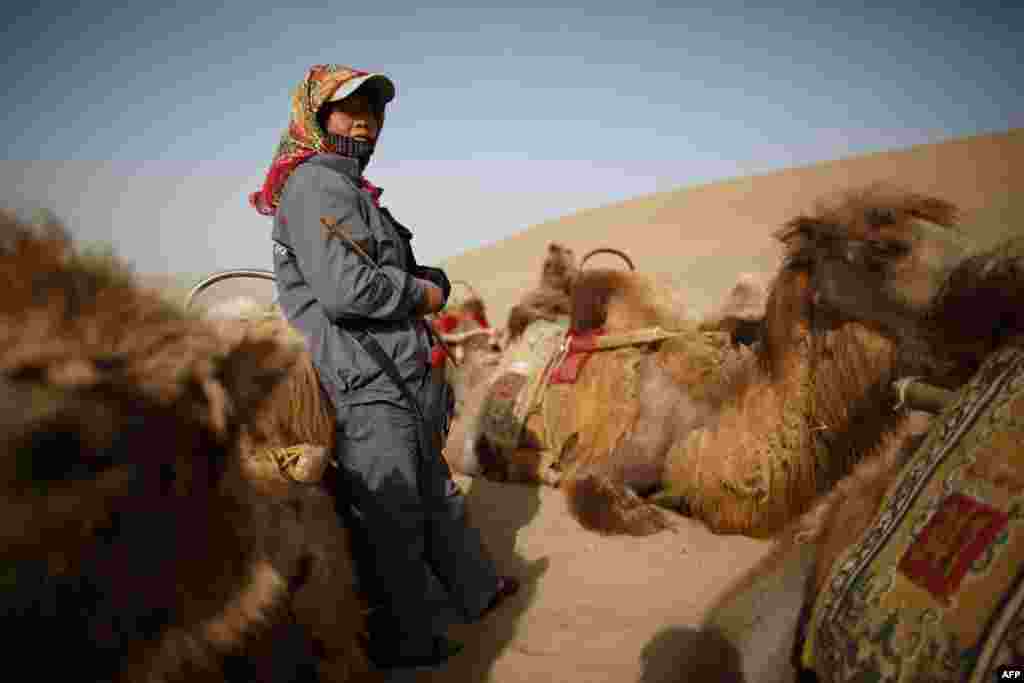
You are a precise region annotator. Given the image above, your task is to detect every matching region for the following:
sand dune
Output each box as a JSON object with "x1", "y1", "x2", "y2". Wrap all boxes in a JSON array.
[{"x1": 441, "y1": 128, "x2": 1023, "y2": 324}]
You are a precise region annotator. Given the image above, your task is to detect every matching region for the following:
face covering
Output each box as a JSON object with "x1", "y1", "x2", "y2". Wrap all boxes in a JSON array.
[{"x1": 323, "y1": 133, "x2": 376, "y2": 173}]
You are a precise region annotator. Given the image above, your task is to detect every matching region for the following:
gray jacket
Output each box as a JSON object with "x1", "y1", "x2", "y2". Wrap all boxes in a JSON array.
[{"x1": 271, "y1": 153, "x2": 440, "y2": 410}]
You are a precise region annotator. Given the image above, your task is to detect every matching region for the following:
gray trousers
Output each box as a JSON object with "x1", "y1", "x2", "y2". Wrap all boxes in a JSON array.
[{"x1": 330, "y1": 378, "x2": 499, "y2": 658}]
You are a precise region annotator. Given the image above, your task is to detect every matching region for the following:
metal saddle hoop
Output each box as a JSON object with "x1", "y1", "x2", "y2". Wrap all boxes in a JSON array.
[
  {"x1": 578, "y1": 247, "x2": 635, "y2": 272},
  {"x1": 184, "y1": 268, "x2": 277, "y2": 312}
]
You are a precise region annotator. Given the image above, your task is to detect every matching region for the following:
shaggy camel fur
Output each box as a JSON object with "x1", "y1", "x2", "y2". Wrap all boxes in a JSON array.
[
  {"x1": 658, "y1": 263, "x2": 914, "y2": 537},
  {"x1": 683, "y1": 414, "x2": 931, "y2": 683},
  {"x1": 649, "y1": 187, "x2": 966, "y2": 538},
  {"x1": 460, "y1": 266, "x2": 733, "y2": 535},
  {"x1": 459, "y1": 203, "x2": 925, "y2": 539},
  {"x1": 0, "y1": 214, "x2": 369, "y2": 682},
  {"x1": 470, "y1": 248, "x2": 908, "y2": 539},
  {"x1": 776, "y1": 183, "x2": 976, "y2": 385},
  {"x1": 196, "y1": 299, "x2": 337, "y2": 466},
  {"x1": 688, "y1": 185, "x2": 1024, "y2": 683},
  {"x1": 204, "y1": 302, "x2": 391, "y2": 682}
]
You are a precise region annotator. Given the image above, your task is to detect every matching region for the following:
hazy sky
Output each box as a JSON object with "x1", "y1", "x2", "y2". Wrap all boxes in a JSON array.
[{"x1": 2, "y1": 1, "x2": 1021, "y2": 277}]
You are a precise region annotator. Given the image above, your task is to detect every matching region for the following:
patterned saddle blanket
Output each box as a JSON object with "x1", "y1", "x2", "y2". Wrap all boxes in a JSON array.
[
  {"x1": 475, "y1": 318, "x2": 569, "y2": 456},
  {"x1": 802, "y1": 344, "x2": 1024, "y2": 683}
]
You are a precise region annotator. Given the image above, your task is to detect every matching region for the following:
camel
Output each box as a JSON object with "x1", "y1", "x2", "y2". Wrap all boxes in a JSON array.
[
  {"x1": 655, "y1": 256, "x2": 917, "y2": 537},
  {"x1": 0, "y1": 213, "x2": 370, "y2": 682},
  {"x1": 458, "y1": 232, "x2": 920, "y2": 539},
  {"x1": 456, "y1": 264, "x2": 736, "y2": 534},
  {"x1": 441, "y1": 243, "x2": 585, "y2": 477},
  {"x1": 429, "y1": 280, "x2": 502, "y2": 419},
  {"x1": 688, "y1": 185, "x2": 1024, "y2": 683},
  {"x1": 500, "y1": 243, "x2": 641, "y2": 349},
  {"x1": 619, "y1": 191, "x2": 962, "y2": 540},
  {"x1": 453, "y1": 205, "x2": 941, "y2": 540}
]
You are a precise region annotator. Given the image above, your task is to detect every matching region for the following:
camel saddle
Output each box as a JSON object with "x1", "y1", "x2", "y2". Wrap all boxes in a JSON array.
[
  {"x1": 548, "y1": 327, "x2": 605, "y2": 384},
  {"x1": 475, "y1": 320, "x2": 721, "y2": 459},
  {"x1": 548, "y1": 325, "x2": 701, "y2": 385},
  {"x1": 802, "y1": 344, "x2": 1024, "y2": 683}
]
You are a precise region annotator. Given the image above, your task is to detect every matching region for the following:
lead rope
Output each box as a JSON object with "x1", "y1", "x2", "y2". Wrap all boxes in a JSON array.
[{"x1": 265, "y1": 445, "x2": 335, "y2": 487}]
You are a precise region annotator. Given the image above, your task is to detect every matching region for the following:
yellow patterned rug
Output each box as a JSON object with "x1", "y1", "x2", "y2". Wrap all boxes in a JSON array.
[
  {"x1": 475, "y1": 318, "x2": 569, "y2": 457},
  {"x1": 802, "y1": 344, "x2": 1024, "y2": 683}
]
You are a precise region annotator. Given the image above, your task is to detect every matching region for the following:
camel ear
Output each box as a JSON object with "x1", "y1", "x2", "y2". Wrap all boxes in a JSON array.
[{"x1": 216, "y1": 336, "x2": 300, "y2": 422}]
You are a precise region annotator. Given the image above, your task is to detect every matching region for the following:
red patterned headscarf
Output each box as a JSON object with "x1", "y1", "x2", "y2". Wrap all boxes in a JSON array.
[{"x1": 250, "y1": 64, "x2": 387, "y2": 216}]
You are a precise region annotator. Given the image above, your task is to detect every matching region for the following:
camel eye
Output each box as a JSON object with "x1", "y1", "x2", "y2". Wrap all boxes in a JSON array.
[
  {"x1": 866, "y1": 207, "x2": 897, "y2": 226},
  {"x1": 869, "y1": 241, "x2": 910, "y2": 258}
]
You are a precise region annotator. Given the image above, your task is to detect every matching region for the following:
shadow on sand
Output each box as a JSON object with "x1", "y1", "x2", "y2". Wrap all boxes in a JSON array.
[
  {"x1": 639, "y1": 625, "x2": 745, "y2": 683},
  {"x1": 419, "y1": 476, "x2": 547, "y2": 682}
]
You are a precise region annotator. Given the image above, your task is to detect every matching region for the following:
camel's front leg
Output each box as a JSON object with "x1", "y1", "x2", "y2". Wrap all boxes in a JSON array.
[{"x1": 506, "y1": 447, "x2": 563, "y2": 487}]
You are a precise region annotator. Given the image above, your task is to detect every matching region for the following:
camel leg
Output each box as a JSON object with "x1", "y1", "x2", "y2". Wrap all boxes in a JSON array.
[{"x1": 537, "y1": 448, "x2": 564, "y2": 487}]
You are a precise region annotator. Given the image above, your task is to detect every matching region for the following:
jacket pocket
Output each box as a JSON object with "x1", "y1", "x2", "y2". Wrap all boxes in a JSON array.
[{"x1": 324, "y1": 331, "x2": 383, "y2": 396}]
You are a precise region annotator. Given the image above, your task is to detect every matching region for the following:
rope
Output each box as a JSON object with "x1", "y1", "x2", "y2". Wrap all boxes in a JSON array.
[{"x1": 264, "y1": 444, "x2": 335, "y2": 486}]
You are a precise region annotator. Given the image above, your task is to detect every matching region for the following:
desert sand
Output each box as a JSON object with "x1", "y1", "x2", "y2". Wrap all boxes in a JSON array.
[{"x1": 416, "y1": 475, "x2": 771, "y2": 683}]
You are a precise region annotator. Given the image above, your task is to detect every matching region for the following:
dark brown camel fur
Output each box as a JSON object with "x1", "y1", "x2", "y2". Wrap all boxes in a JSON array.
[{"x1": 0, "y1": 212, "x2": 370, "y2": 682}]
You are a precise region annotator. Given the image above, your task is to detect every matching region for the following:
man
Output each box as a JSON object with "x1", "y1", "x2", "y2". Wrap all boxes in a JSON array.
[{"x1": 250, "y1": 64, "x2": 518, "y2": 672}]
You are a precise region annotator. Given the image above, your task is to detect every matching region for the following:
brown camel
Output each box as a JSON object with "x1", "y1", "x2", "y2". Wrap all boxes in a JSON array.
[
  {"x1": 429, "y1": 283, "x2": 502, "y2": 420},
  {"x1": 640, "y1": 187, "x2": 967, "y2": 539},
  {"x1": 656, "y1": 257, "x2": 915, "y2": 537},
  {"x1": 456, "y1": 265, "x2": 735, "y2": 534},
  {"x1": 687, "y1": 184, "x2": 1024, "y2": 683},
  {"x1": 0, "y1": 212, "x2": 370, "y2": 682},
  {"x1": 459, "y1": 222, "x2": 922, "y2": 538}
]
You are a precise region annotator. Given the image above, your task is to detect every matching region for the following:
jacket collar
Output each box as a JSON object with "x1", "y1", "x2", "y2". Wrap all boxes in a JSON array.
[
  {"x1": 310, "y1": 154, "x2": 412, "y2": 239},
  {"x1": 309, "y1": 152, "x2": 363, "y2": 181}
]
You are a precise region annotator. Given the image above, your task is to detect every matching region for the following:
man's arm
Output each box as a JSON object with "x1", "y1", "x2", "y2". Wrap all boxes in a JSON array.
[
  {"x1": 414, "y1": 265, "x2": 452, "y2": 307},
  {"x1": 416, "y1": 279, "x2": 446, "y2": 315},
  {"x1": 280, "y1": 166, "x2": 434, "y2": 321}
]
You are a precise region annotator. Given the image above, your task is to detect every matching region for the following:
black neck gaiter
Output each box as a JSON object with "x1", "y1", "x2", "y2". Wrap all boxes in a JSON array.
[{"x1": 324, "y1": 134, "x2": 376, "y2": 172}]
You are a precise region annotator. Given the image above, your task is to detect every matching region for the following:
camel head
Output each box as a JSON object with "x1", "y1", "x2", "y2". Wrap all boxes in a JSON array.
[
  {"x1": 541, "y1": 241, "x2": 578, "y2": 294},
  {"x1": 699, "y1": 272, "x2": 770, "y2": 349},
  {"x1": 434, "y1": 294, "x2": 501, "y2": 379},
  {"x1": 0, "y1": 212, "x2": 298, "y2": 679},
  {"x1": 435, "y1": 296, "x2": 497, "y2": 359},
  {"x1": 774, "y1": 185, "x2": 968, "y2": 340}
]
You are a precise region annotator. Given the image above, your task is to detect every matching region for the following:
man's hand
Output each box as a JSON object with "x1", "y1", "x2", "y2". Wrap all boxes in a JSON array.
[
  {"x1": 415, "y1": 279, "x2": 446, "y2": 316},
  {"x1": 415, "y1": 265, "x2": 452, "y2": 304}
]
